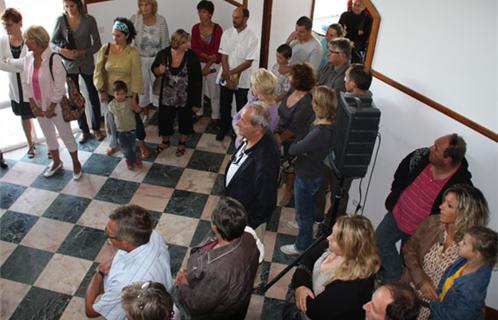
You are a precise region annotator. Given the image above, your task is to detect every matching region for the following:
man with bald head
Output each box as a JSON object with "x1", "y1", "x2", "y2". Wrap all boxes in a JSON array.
[
  {"x1": 216, "y1": 7, "x2": 260, "y2": 141},
  {"x1": 364, "y1": 283, "x2": 420, "y2": 320},
  {"x1": 376, "y1": 134, "x2": 472, "y2": 282}
]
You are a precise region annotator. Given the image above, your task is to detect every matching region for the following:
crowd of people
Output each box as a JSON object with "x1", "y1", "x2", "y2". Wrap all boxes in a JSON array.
[{"x1": 0, "y1": 0, "x2": 497, "y2": 319}]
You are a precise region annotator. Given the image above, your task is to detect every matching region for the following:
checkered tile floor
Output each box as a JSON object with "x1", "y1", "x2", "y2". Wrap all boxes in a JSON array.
[{"x1": 0, "y1": 114, "x2": 304, "y2": 319}]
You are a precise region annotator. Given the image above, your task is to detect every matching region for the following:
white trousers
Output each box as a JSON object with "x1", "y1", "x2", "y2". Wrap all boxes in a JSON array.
[
  {"x1": 199, "y1": 62, "x2": 220, "y2": 119},
  {"x1": 37, "y1": 104, "x2": 77, "y2": 153},
  {"x1": 139, "y1": 56, "x2": 159, "y2": 108}
]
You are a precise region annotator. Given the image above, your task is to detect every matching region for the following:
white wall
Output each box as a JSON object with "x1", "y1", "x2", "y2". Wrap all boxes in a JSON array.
[
  {"x1": 87, "y1": 0, "x2": 260, "y2": 53},
  {"x1": 346, "y1": 0, "x2": 498, "y2": 308},
  {"x1": 267, "y1": 0, "x2": 313, "y2": 68}
]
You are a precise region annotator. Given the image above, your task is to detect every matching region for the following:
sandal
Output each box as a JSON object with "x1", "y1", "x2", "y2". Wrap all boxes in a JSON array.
[
  {"x1": 176, "y1": 141, "x2": 186, "y2": 157},
  {"x1": 156, "y1": 140, "x2": 170, "y2": 153},
  {"x1": 27, "y1": 145, "x2": 36, "y2": 159}
]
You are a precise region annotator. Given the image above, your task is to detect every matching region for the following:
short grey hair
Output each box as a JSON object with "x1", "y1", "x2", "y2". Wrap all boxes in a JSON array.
[{"x1": 246, "y1": 102, "x2": 270, "y2": 130}]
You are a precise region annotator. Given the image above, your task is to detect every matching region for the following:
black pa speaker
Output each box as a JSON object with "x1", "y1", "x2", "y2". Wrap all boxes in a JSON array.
[{"x1": 325, "y1": 92, "x2": 381, "y2": 179}]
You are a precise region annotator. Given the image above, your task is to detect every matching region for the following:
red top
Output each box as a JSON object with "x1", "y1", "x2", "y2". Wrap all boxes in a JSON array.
[
  {"x1": 191, "y1": 23, "x2": 223, "y2": 64},
  {"x1": 393, "y1": 164, "x2": 451, "y2": 235}
]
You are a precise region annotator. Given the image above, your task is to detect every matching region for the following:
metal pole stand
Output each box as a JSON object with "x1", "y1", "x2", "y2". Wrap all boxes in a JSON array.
[{"x1": 263, "y1": 175, "x2": 346, "y2": 292}]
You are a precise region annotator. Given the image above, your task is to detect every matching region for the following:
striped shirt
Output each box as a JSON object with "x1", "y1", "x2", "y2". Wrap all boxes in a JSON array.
[
  {"x1": 393, "y1": 164, "x2": 450, "y2": 235},
  {"x1": 93, "y1": 230, "x2": 172, "y2": 320}
]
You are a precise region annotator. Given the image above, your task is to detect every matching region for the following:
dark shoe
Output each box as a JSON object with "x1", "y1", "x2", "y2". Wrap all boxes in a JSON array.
[
  {"x1": 176, "y1": 141, "x2": 186, "y2": 157},
  {"x1": 136, "y1": 154, "x2": 143, "y2": 168},
  {"x1": 156, "y1": 140, "x2": 170, "y2": 153},
  {"x1": 27, "y1": 145, "x2": 36, "y2": 159},
  {"x1": 215, "y1": 130, "x2": 225, "y2": 141},
  {"x1": 94, "y1": 130, "x2": 105, "y2": 141},
  {"x1": 0, "y1": 160, "x2": 7, "y2": 169},
  {"x1": 79, "y1": 133, "x2": 91, "y2": 144}
]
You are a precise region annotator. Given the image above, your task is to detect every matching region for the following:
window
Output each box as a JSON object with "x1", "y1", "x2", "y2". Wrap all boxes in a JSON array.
[
  {"x1": 312, "y1": 0, "x2": 347, "y2": 36},
  {"x1": 1, "y1": 0, "x2": 68, "y2": 151}
]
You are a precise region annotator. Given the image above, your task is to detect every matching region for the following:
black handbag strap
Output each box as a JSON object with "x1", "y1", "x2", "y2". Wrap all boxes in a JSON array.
[
  {"x1": 62, "y1": 14, "x2": 76, "y2": 49},
  {"x1": 49, "y1": 52, "x2": 69, "y2": 81}
]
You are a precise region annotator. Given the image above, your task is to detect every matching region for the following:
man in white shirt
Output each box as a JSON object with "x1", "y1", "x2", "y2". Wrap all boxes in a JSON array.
[
  {"x1": 216, "y1": 7, "x2": 260, "y2": 141},
  {"x1": 286, "y1": 16, "x2": 323, "y2": 71},
  {"x1": 85, "y1": 205, "x2": 173, "y2": 320}
]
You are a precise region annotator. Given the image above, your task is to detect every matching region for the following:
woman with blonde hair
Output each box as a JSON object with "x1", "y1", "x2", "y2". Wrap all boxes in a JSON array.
[
  {"x1": 22, "y1": 25, "x2": 82, "y2": 179},
  {"x1": 280, "y1": 86, "x2": 335, "y2": 257},
  {"x1": 285, "y1": 215, "x2": 380, "y2": 319},
  {"x1": 400, "y1": 183, "x2": 489, "y2": 320},
  {"x1": 151, "y1": 29, "x2": 202, "y2": 157},
  {"x1": 232, "y1": 68, "x2": 279, "y2": 147},
  {"x1": 130, "y1": 0, "x2": 169, "y2": 124}
]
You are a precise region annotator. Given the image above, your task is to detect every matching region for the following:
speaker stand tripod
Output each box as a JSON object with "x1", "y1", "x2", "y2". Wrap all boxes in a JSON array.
[{"x1": 263, "y1": 175, "x2": 347, "y2": 292}]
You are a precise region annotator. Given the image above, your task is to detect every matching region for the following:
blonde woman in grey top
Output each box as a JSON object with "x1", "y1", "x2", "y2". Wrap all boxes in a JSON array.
[
  {"x1": 130, "y1": 0, "x2": 169, "y2": 124},
  {"x1": 51, "y1": 0, "x2": 104, "y2": 143}
]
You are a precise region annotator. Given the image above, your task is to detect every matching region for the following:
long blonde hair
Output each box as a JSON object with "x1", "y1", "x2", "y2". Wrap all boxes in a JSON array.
[{"x1": 328, "y1": 215, "x2": 380, "y2": 283}]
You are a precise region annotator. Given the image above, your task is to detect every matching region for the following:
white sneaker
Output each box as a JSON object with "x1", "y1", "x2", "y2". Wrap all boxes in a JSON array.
[
  {"x1": 287, "y1": 220, "x2": 299, "y2": 229},
  {"x1": 280, "y1": 244, "x2": 302, "y2": 256},
  {"x1": 73, "y1": 170, "x2": 83, "y2": 181},
  {"x1": 43, "y1": 162, "x2": 63, "y2": 177},
  {"x1": 143, "y1": 115, "x2": 149, "y2": 126}
]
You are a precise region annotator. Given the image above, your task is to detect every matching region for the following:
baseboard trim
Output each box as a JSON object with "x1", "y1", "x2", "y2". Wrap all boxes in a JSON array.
[{"x1": 485, "y1": 306, "x2": 497, "y2": 320}]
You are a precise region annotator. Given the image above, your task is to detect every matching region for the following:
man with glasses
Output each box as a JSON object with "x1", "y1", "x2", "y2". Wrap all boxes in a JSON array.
[
  {"x1": 224, "y1": 103, "x2": 279, "y2": 240},
  {"x1": 317, "y1": 37, "x2": 353, "y2": 94},
  {"x1": 85, "y1": 204, "x2": 172, "y2": 319}
]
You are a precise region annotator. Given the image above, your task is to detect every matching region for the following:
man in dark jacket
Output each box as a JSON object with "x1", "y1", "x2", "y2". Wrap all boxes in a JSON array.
[
  {"x1": 376, "y1": 134, "x2": 472, "y2": 282},
  {"x1": 175, "y1": 197, "x2": 260, "y2": 319},
  {"x1": 224, "y1": 102, "x2": 280, "y2": 230}
]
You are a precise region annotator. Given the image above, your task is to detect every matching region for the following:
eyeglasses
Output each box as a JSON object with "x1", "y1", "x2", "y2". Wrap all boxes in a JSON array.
[{"x1": 104, "y1": 226, "x2": 119, "y2": 240}]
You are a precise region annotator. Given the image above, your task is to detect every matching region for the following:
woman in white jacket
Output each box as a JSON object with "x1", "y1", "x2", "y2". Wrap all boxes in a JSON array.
[
  {"x1": 22, "y1": 25, "x2": 82, "y2": 180},
  {"x1": 0, "y1": 8, "x2": 36, "y2": 158}
]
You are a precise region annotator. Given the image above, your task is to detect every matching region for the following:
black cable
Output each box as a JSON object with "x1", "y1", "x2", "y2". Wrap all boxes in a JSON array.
[
  {"x1": 355, "y1": 178, "x2": 363, "y2": 214},
  {"x1": 361, "y1": 132, "x2": 382, "y2": 213}
]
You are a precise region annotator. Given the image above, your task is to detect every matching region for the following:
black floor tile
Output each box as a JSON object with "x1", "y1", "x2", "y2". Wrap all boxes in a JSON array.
[
  {"x1": 0, "y1": 245, "x2": 53, "y2": 285},
  {"x1": 187, "y1": 150, "x2": 224, "y2": 173},
  {"x1": 143, "y1": 163, "x2": 184, "y2": 188},
  {"x1": 261, "y1": 297, "x2": 286, "y2": 320},
  {"x1": 30, "y1": 169, "x2": 73, "y2": 192},
  {"x1": 266, "y1": 207, "x2": 282, "y2": 232},
  {"x1": 74, "y1": 261, "x2": 99, "y2": 298},
  {"x1": 57, "y1": 225, "x2": 107, "y2": 261},
  {"x1": 272, "y1": 233, "x2": 298, "y2": 265},
  {"x1": 189, "y1": 220, "x2": 213, "y2": 247},
  {"x1": 164, "y1": 190, "x2": 208, "y2": 218},
  {"x1": 77, "y1": 136, "x2": 101, "y2": 153},
  {"x1": 0, "y1": 182, "x2": 26, "y2": 209},
  {"x1": 82, "y1": 153, "x2": 121, "y2": 176},
  {"x1": 211, "y1": 174, "x2": 225, "y2": 196},
  {"x1": 0, "y1": 211, "x2": 38, "y2": 244},
  {"x1": 168, "y1": 244, "x2": 189, "y2": 276},
  {"x1": 95, "y1": 178, "x2": 140, "y2": 204},
  {"x1": 42, "y1": 194, "x2": 91, "y2": 223},
  {"x1": 10, "y1": 286, "x2": 71, "y2": 319}
]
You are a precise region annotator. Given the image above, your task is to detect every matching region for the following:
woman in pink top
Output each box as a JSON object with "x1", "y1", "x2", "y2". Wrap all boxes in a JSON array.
[
  {"x1": 191, "y1": 0, "x2": 223, "y2": 124},
  {"x1": 22, "y1": 26, "x2": 82, "y2": 180}
]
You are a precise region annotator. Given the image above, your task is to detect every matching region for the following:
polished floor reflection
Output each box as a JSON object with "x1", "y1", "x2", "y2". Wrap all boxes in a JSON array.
[{"x1": 0, "y1": 115, "x2": 302, "y2": 319}]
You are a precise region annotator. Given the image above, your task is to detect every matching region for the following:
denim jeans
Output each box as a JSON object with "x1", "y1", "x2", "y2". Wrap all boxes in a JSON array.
[
  {"x1": 117, "y1": 130, "x2": 137, "y2": 163},
  {"x1": 294, "y1": 175, "x2": 324, "y2": 251},
  {"x1": 376, "y1": 211, "x2": 411, "y2": 282}
]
